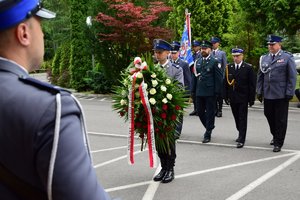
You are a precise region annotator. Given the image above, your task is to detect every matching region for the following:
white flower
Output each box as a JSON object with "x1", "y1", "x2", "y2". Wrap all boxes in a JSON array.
[
  {"x1": 120, "y1": 99, "x2": 127, "y2": 105},
  {"x1": 165, "y1": 79, "x2": 171, "y2": 85},
  {"x1": 134, "y1": 57, "x2": 142, "y2": 65},
  {"x1": 152, "y1": 80, "x2": 158, "y2": 87},
  {"x1": 162, "y1": 98, "x2": 168, "y2": 104},
  {"x1": 160, "y1": 85, "x2": 167, "y2": 92},
  {"x1": 166, "y1": 93, "x2": 173, "y2": 100},
  {"x1": 121, "y1": 90, "x2": 127, "y2": 96},
  {"x1": 149, "y1": 88, "x2": 156, "y2": 95},
  {"x1": 134, "y1": 84, "x2": 139, "y2": 89},
  {"x1": 136, "y1": 72, "x2": 143, "y2": 79},
  {"x1": 143, "y1": 83, "x2": 148, "y2": 89},
  {"x1": 149, "y1": 98, "x2": 156, "y2": 105},
  {"x1": 151, "y1": 73, "x2": 157, "y2": 78}
]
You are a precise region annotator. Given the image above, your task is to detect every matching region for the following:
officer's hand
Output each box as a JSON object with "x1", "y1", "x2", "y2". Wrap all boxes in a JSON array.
[
  {"x1": 257, "y1": 94, "x2": 263, "y2": 103},
  {"x1": 249, "y1": 101, "x2": 254, "y2": 107},
  {"x1": 285, "y1": 95, "x2": 293, "y2": 101},
  {"x1": 224, "y1": 98, "x2": 230, "y2": 105}
]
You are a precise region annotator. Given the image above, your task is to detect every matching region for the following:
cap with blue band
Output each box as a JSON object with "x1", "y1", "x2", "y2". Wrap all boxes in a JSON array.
[{"x1": 0, "y1": 0, "x2": 56, "y2": 31}]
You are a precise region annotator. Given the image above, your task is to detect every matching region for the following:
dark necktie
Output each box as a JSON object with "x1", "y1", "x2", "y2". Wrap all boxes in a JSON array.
[{"x1": 272, "y1": 54, "x2": 275, "y2": 61}]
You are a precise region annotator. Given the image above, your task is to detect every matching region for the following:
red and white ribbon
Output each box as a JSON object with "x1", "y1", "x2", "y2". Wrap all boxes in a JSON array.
[
  {"x1": 127, "y1": 57, "x2": 157, "y2": 168},
  {"x1": 139, "y1": 81, "x2": 157, "y2": 168}
]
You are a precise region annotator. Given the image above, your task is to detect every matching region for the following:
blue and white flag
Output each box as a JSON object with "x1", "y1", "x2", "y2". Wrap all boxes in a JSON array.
[{"x1": 179, "y1": 12, "x2": 194, "y2": 66}]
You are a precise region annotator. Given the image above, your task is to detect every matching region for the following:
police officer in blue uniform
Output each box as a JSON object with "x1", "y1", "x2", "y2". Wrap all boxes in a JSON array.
[
  {"x1": 192, "y1": 40, "x2": 223, "y2": 143},
  {"x1": 224, "y1": 47, "x2": 256, "y2": 148},
  {"x1": 211, "y1": 37, "x2": 227, "y2": 117},
  {"x1": 170, "y1": 41, "x2": 192, "y2": 95},
  {"x1": 0, "y1": 1, "x2": 111, "y2": 199},
  {"x1": 152, "y1": 39, "x2": 184, "y2": 183},
  {"x1": 189, "y1": 40, "x2": 202, "y2": 116},
  {"x1": 257, "y1": 35, "x2": 297, "y2": 152}
]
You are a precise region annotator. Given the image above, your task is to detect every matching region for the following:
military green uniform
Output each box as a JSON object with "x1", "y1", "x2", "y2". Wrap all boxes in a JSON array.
[{"x1": 192, "y1": 55, "x2": 223, "y2": 139}]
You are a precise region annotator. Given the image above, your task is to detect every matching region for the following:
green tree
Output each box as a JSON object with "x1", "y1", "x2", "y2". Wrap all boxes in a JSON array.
[
  {"x1": 239, "y1": 0, "x2": 300, "y2": 36},
  {"x1": 69, "y1": 0, "x2": 93, "y2": 91},
  {"x1": 167, "y1": 0, "x2": 238, "y2": 41}
]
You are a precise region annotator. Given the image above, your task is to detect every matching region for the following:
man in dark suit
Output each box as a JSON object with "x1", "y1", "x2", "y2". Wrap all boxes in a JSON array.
[
  {"x1": 0, "y1": 1, "x2": 110, "y2": 199},
  {"x1": 257, "y1": 35, "x2": 297, "y2": 152},
  {"x1": 152, "y1": 39, "x2": 184, "y2": 183},
  {"x1": 211, "y1": 37, "x2": 227, "y2": 117},
  {"x1": 191, "y1": 40, "x2": 223, "y2": 143},
  {"x1": 224, "y1": 47, "x2": 256, "y2": 148}
]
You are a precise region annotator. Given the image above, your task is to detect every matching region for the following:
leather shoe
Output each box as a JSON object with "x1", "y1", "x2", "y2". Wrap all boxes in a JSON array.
[
  {"x1": 153, "y1": 169, "x2": 166, "y2": 182},
  {"x1": 273, "y1": 146, "x2": 281, "y2": 152},
  {"x1": 202, "y1": 138, "x2": 211, "y2": 143},
  {"x1": 270, "y1": 139, "x2": 274, "y2": 145},
  {"x1": 236, "y1": 143, "x2": 244, "y2": 148},
  {"x1": 216, "y1": 111, "x2": 222, "y2": 117},
  {"x1": 161, "y1": 170, "x2": 174, "y2": 183},
  {"x1": 235, "y1": 138, "x2": 241, "y2": 142},
  {"x1": 189, "y1": 110, "x2": 197, "y2": 116}
]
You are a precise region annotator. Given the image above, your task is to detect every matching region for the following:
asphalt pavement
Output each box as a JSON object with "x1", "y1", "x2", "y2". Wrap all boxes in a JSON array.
[{"x1": 32, "y1": 73, "x2": 300, "y2": 200}]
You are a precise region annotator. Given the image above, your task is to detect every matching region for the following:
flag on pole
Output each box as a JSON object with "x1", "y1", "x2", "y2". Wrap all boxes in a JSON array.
[{"x1": 179, "y1": 10, "x2": 194, "y2": 66}]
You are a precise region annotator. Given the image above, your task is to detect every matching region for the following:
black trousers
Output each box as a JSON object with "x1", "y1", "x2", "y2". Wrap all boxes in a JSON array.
[
  {"x1": 196, "y1": 96, "x2": 216, "y2": 138},
  {"x1": 158, "y1": 143, "x2": 176, "y2": 170},
  {"x1": 230, "y1": 102, "x2": 248, "y2": 143},
  {"x1": 264, "y1": 99, "x2": 289, "y2": 147}
]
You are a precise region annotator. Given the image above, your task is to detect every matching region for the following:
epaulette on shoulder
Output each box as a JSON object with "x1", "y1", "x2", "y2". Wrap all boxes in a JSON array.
[
  {"x1": 283, "y1": 51, "x2": 293, "y2": 56},
  {"x1": 19, "y1": 76, "x2": 71, "y2": 94},
  {"x1": 171, "y1": 63, "x2": 180, "y2": 69}
]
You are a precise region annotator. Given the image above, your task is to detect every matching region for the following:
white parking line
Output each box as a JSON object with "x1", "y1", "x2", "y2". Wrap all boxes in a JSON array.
[
  {"x1": 104, "y1": 153, "x2": 296, "y2": 193},
  {"x1": 93, "y1": 150, "x2": 144, "y2": 168},
  {"x1": 142, "y1": 165, "x2": 162, "y2": 200},
  {"x1": 226, "y1": 153, "x2": 300, "y2": 200},
  {"x1": 91, "y1": 144, "x2": 141, "y2": 153}
]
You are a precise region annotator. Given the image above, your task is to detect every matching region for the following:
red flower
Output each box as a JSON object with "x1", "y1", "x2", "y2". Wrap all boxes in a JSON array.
[
  {"x1": 157, "y1": 121, "x2": 163, "y2": 126},
  {"x1": 159, "y1": 133, "x2": 166, "y2": 139},
  {"x1": 119, "y1": 111, "x2": 125, "y2": 117},
  {"x1": 136, "y1": 122, "x2": 142, "y2": 128},
  {"x1": 162, "y1": 104, "x2": 168, "y2": 110},
  {"x1": 151, "y1": 107, "x2": 156, "y2": 113},
  {"x1": 175, "y1": 105, "x2": 181, "y2": 110},
  {"x1": 161, "y1": 113, "x2": 167, "y2": 119},
  {"x1": 171, "y1": 114, "x2": 176, "y2": 120}
]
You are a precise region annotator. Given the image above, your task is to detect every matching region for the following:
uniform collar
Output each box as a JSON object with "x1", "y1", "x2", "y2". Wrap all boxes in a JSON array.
[
  {"x1": 0, "y1": 57, "x2": 29, "y2": 77},
  {"x1": 160, "y1": 60, "x2": 169, "y2": 68}
]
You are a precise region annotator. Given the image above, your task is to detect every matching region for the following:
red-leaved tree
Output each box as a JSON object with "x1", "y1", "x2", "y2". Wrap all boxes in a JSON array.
[{"x1": 96, "y1": 0, "x2": 173, "y2": 54}]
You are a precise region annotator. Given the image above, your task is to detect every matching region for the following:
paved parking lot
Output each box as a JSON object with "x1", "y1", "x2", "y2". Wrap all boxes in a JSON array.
[{"x1": 79, "y1": 98, "x2": 300, "y2": 200}]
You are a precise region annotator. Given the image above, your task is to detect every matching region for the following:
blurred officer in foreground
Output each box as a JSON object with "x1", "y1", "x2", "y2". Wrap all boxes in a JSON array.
[
  {"x1": 153, "y1": 39, "x2": 184, "y2": 183},
  {"x1": 0, "y1": 1, "x2": 110, "y2": 199},
  {"x1": 256, "y1": 35, "x2": 297, "y2": 152},
  {"x1": 189, "y1": 40, "x2": 202, "y2": 116},
  {"x1": 192, "y1": 40, "x2": 223, "y2": 143},
  {"x1": 295, "y1": 84, "x2": 300, "y2": 108},
  {"x1": 224, "y1": 47, "x2": 256, "y2": 148},
  {"x1": 211, "y1": 37, "x2": 227, "y2": 117}
]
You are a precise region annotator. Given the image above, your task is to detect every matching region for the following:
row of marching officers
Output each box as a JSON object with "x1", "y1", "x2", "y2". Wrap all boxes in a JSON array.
[{"x1": 191, "y1": 35, "x2": 297, "y2": 153}]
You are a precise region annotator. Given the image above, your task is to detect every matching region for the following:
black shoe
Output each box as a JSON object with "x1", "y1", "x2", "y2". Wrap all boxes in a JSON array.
[
  {"x1": 216, "y1": 111, "x2": 222, "y2": 117},
  {"x1": 153, "y1": 169, "x2": 166, "y2": 182},
  {"x1": 297, "y1": 103, "x2": 300, "y2": 108},
  {"x1": 202, "y1": 138, "x2": 211, "y2": 143},
  {"x1": 273, "y1": 146, "x2": 281, "y2": 152},
  {"x1": 235, "y1": 138, "x2": 241, "y2": 142},
  {"x1": 161, "y1": 170, "x2": 174, "y2": 183},
  {"x1": 236, "y1": 143, "x2": 244, "y2": 148},
  {"x1": 189, "y1": 110, "x2": 197, "y2": 116},
  {"x1": 270, "y1": 139, "x2": 274, "y2": 145}
]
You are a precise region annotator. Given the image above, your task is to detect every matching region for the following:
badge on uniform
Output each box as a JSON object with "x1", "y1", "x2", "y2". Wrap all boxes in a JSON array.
[
  {"x1": 277, "y1": 59, "x2": 284, "y2": 63},
  {"x1": 218, "y1": 63, "x2": 221, "y2": 68}
]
